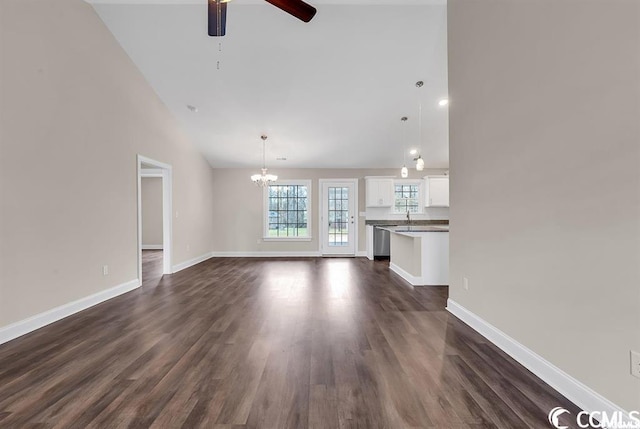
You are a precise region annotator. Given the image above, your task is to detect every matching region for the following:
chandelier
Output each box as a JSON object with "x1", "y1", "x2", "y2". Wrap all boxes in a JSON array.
[{"x1": 251, "y1": 135, "x2": 278, "y2": 187}]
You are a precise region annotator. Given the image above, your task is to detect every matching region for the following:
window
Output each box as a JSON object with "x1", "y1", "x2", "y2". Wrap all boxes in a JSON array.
[
  {"x1": 264, "y1": 180, "x2": 311, "y2": 240},
  {"x1": 394, "y1": 183, "x2": 421, "y2": 213}
]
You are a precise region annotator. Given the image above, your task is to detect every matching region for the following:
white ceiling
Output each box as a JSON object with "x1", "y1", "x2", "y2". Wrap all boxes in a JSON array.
[{"x1": 89, "y1": 0, "x2": 449, "y2": 168}]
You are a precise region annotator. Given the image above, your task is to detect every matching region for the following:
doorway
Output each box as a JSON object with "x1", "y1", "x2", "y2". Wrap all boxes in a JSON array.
[
  {"x1": 137, "y1": 155, "x2": 173, "y2": 285},
  {"x1": 319, "y1": 179, "x2": 358, "y2": 256},
  {"x1": 140, "y1": 170, "x2": 163, "y2": 282}
]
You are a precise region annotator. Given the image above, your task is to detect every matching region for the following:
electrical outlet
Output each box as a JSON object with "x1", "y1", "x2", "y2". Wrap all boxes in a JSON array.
[
  {"x1": 186, "y1": 244, "x2": 190, "y2": 251},
  {"x1": 631, "y1": 350, "x2": 640, "y2": 379},
  {"x1": 463, "y1": 277, "x2": 469, "y2": 291},
  {"x1": 102, "y1": 265, "x2": 109, "y2": 276}
]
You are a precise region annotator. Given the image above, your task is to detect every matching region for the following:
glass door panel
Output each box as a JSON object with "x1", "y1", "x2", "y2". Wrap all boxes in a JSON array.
[{"x1": 321, "y1": 181, "x2": 356, "y2": 255}]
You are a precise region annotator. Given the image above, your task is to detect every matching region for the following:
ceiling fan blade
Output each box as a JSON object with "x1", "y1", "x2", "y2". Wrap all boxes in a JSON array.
[
  {"x1": 264, "y1": 0, "x2": 317, "y2": 23},
  {"x1": 208, "y1": 0, "x2": 227, "y2": 37}
]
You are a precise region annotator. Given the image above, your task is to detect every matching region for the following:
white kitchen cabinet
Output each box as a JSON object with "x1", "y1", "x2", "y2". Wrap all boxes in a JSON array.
[
  {"x1": 365, "y1": 178, "x2": 394, "y2": 207},
  {"x1": 424, "y1": 176, "x2": 449, "y2": 207}
]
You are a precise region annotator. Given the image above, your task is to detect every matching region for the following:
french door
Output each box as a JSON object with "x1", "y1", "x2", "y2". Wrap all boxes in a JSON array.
[{"x1": 320, "y1": 180, "x2": 357, "y2": 256}]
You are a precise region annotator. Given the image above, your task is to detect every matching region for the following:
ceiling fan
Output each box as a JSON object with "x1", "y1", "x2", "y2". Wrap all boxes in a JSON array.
[{"x1": 208, "y1": 0, "x2": 317, "y2": 37}]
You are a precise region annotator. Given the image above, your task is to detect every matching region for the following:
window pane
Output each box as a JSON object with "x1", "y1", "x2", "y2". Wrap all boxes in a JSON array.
[
  {"x1": 288, "y1": 198, "x2": 297, "y2": 210},
  {"x1": 266, "y1": 184, "x2": 309, "y2": 239},
  {"x1": 268, "y1": 223, "x2": 277, "y2": 236}
]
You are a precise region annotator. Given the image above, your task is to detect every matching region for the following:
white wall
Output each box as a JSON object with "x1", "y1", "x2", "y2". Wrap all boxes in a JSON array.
[
  {"x1": 0, "y1": 0, "x2": 215, "y2": 328},
  {"x1": 448, "y1": 0, "x2": 640, "y2": 412},
  {"x1": 141, "y1": 177, "x2": 163, "y2": 247}
]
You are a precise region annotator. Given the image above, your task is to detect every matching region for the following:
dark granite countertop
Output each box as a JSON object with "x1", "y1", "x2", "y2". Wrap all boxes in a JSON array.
[
  {"x1": 378, "y1": 225, "x2": 449, "y2": 233},
  {"x1": 365, "y1": 219, "x2": 448, "y2": 226}
]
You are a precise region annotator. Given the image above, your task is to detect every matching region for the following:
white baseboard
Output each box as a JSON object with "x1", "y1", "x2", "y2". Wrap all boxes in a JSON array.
[
  {"x1": 446, "y1": 299, "x2": 632, "y2": 422},
  {"x1": 174, "y1": 251, "x2": 364, "y2": 268},
  {"x1": 0, "y1": 278, "x2": 140, "y2": 346},
  {"x1": 211, "y1": 251, "x2": 322, "y2": 258},
  {"x1": 210, "y1": 251, "x2": 372, "y2": 258},
  {"x1": 390, "y1": 262, "x2": 422, "y2": 285},
  {"x1": 389, "y1": 263, "x2": 446, "y2": 287},
  {"x1": 172, "y1": 252, "x2": 214, "y2": 273},
  {"x1": 142, "y1": 244, "x2": 163, "y2": 250}
]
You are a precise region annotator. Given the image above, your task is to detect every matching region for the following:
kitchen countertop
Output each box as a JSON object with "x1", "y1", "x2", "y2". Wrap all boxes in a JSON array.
[
  {"x1": 365, "y1": 219, "x2": 448, "y2": 226},
  {"x1": 378, "y1": 225, "x2": 449, "y2": 235}
]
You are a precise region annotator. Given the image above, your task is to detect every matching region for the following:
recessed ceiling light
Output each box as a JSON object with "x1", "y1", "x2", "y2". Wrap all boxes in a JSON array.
[
  {"x1": 409, "y1": 149, "x2": 418, "y2": 155},
  {"x1": 186, "y1": 104, "x2": 198, "y2": 112},
  {"x1": 438, "y1": 99, "x2": 449, "y2": 107}
]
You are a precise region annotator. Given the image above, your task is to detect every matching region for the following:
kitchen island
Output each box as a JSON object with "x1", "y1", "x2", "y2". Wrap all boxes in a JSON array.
[{"x1": 381, "y1": 226, "x2": 449, "y2": 286}]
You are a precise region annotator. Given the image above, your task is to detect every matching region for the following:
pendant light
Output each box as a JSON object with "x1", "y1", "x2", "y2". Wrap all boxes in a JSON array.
[
  {"x1": 250, "y1": 135, "x2": 278, "y2": 187},
  {"x1": 415, "y1": 81, "x2": 425, "y2": 171},
  {"x1": 400, "y1": 116, "x2": 409, "y2": 178}
]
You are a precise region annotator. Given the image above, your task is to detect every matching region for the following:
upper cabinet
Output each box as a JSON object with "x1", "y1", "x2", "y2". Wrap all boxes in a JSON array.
[
  {"x1": 424, "y1": 176, "x2": 449, "y2": 207},
  {"x1": 366, "y1": 178, "x2": 394, "y2": 207}
]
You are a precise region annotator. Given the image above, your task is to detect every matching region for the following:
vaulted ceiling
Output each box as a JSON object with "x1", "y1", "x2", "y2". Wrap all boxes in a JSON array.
[{"x1": 88, "y1": 0, "x2": 449, "y2": 168}]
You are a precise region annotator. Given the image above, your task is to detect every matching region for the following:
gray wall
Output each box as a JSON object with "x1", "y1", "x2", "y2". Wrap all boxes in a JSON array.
[
  {"x1": 141, "y1": 177, "x2": 163, "y2": 247},
  {"x1": 0, "y1": 0, "x2": 215, "y2": 327},
  {"x1": 448, "y1": 0, "x2": 640, "y2": 411}
]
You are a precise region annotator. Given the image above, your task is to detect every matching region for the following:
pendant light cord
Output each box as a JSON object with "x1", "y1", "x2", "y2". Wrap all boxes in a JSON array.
[
  {"x1": 419, "y1": 101, "x2": 423, "y2": 156},
  {"x1": 261, "y1": 135, "x2": 268, "y2": 170},
  {"x1": 401, "y1": 117, "x2": 408, "y2": 165},
  {"x1": 415, "y1": 80, "x2": 424, "y2": 165},
  {"x1": 217, "y1": 0, "x2": 222, "y2": 70},
  {"x1": 403, "y1": 122, "x2": 406, "y2": 165}
]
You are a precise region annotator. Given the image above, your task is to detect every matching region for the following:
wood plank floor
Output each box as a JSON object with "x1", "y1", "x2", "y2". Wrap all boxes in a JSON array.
[{"x1": 0, "y1": 253, "x2": 586, "y2": 428}]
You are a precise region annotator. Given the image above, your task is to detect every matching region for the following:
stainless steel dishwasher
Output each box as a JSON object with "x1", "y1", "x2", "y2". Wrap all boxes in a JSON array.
[{"x1": 373, "y1": 226, "x2": 392, "y2": 259}]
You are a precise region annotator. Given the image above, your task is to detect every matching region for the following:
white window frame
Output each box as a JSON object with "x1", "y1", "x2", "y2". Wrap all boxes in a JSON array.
[
  {"x1": 392, "y1": 179, "x2": 424, "y2": 214},
  {"x1": 263, "y1": 179, "x2": 312, "y2": 241}
]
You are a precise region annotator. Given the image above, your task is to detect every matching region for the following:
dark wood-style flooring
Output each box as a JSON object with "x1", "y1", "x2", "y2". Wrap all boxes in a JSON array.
[{"x1": 0, "y1": 252, "x2": 586, "y2": 428}]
